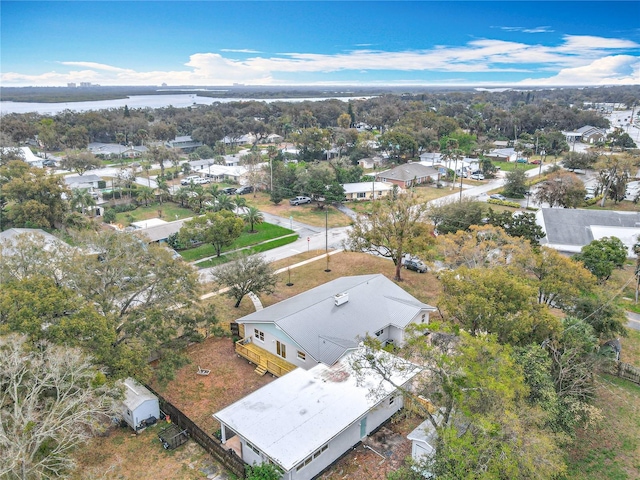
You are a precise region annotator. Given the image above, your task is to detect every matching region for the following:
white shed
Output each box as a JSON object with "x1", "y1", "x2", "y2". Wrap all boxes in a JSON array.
[{"x1": 121, "y1": 378, "x2": 160, "y2": 431}]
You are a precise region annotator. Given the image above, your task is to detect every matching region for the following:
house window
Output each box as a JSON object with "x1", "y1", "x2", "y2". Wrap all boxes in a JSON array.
[
  {"x1": 276, "y1": 341, "x2": 286, "y2": 359},
  {"x1": 246, "y1": 441, "x2": 260, "y2": 455},
  {"x1": 389, "y1": 395, "x2": 397, "y2": 406},
  {"x1": 357, "y1": 192, "x2": 366, "y2": 198},
  {"x1": 421, "y1": 314, "x2": 426, "y2": 323},
  {"x1": 254, "y1": 329, "x2": 264, "y2": 342},
  {"x1": 375, "y1": 329, "x2": 384, "y2": 337},
  {"x1": 296, "y1": 444, "x2": 328, "y2": 471},
  {"x1": 297, "y1": 351, "x2": 306, "y2": 361}
]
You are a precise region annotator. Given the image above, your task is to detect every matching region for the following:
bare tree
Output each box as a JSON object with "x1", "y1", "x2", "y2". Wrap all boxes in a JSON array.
[
  {"x1": 212, "y1": 253, "x2": 277, "y2": 308},
  {"x1": 0, "y1": 335, "x2": 121, "y2": 479}
]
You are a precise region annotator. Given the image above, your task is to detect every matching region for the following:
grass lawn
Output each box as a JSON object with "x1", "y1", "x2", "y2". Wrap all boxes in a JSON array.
[
  {"x1": 179, "y1": 221, "x2": 295, "y2": 262},
  {"x1": 194, "y1": 235, "x2": 299, "y2": 268},
  {"x1": 563, "y1": 373, "x2": 640, "y2": 480},
  {"x1": 585, "y1": 200, "x2": 640, "y2": 212},
  {"x1": 492, "y1": 161, "x2": 538, "y2": 172},
  {"x1": 243, "y1": 191, "x2": 353, "y2": 228},
  {"x1": 112, "y1": 202, "x2": 194, "y2": 225}
]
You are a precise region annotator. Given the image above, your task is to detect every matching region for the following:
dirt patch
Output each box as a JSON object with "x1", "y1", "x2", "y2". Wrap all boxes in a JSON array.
[
  {"x1": 151, "y1": 337, "x2": 275, "y2": 433},
  {"x1": 319, "y1": 412, "x2": 422, "y2": 480}
]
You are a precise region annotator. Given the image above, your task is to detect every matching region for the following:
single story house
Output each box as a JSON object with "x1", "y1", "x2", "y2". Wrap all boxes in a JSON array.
[
  {"x1": 133, "y1": 218, "x2": 187, "y2": 243},
  {"x1": 214, "y1": 348, "x2": 420, "y2": 480},
  {"x1": 572, "y1": 126, "x2": 607, "y2": 144},
  {"x1": 234, "y1": 274, "x2": 436, "y2": 376},
  {"x1": 221, "y1": 133, "x2": 256, "y2": 146},
  {"x1": 536, "y1": 208, "x2": 640, "y2": 256},
  {"x1": 0, "y1": 228, "x2": 68, "y2": 256},
  {"x1": 121, "y1": 378, "x2": 160, "y2": 431},
  {"x1": 357, "y1": 156, "x2": 384, "y2": 170},
  {"x1": 263, "y1": 133, "x2": 284, "y2": 144},
  {"x1": 418, "y1": 152, "x2": 442, "y2": 166},
  {"x1": 166, "y1": 135, "x2": 203, "y2": 152},
  {"x1": 88, "y1": 142, "x2": 147, "y2": 158},
  {"x1": 375, "y1": 162, "x2": 439, "y2": 189},
  {"x1": 0, "y1": 146, "x2": 44, "y2": 167},
  {"x1": 486, "y1": 147, "x2": 517, "y2": 162},
  {"x1": 342, "y1": 181, "x2": 396, "y2": 201},
  {"x1": 64, "y1": 174, "x2": 102, "y2": 190}
]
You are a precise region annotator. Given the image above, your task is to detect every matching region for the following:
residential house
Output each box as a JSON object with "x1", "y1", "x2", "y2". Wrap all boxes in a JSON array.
[
  {"x1": 234, "y1": 274, "x2": 436, "y2": 376},
  {"x1": 486, "y1": 147, "x2": 517, "y2": 162},
  {"x1": 264, "y1": 133, "x2": 284, "y2": 144},
  {"x1": 88, "y1": 142, "x2": 147, "y2": 158},
  {"x1": 0, "y1": 146, "x2": 44, "y2": 167},
  {"x1": 133, "y1": 218, "x2": 188, "y2": 243},
  {"x1": 564, "y1": 126, "x2": 607, "y2": 145},
  {"x1": 536, "y1": 208, "x2": 640, "y2": 256},
  {"x1": 0, "y1": 228, "x2": 68, "y2": 256},
  {"x1": 121, "y1": 378, "x2": 160, "y2": 431},
  {"x1": 221, "y1": 133, "x2": 256, "y2": 146},
  {"x1": 342, "y1": 181, "x2": 395, "y2": 201},
  {"x1": 418, "y1": 152, "x2": 442, "y2": 166},
  {"x1": 166, "y1": 136, "x2": 203, "y2": 152},
  {"x1": 214, "y1": 348, "x2": 420, "y2": 480},
  {"x1": 357, "y1": 156, "x2": 384, "y2": 170},
  {"x1": 375, "y1": 162, "x2": 439, "y2": 189},
  {"x1": 64, "y1": 174, "x2": 102, "y2": 190}
]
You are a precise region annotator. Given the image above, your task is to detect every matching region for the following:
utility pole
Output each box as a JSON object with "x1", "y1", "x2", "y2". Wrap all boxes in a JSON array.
[{"x1": 324, "y1": 209, "x2": 331, "y2": 272}]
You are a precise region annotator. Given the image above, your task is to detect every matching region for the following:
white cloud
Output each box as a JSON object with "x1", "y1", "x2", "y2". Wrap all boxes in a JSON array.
[
  {"x1": 2, "y1": 35, "x2": 638, "y2": 86},
  {"x1": 518, "y1": 55, "x2": 640, "y2": 86},
  {"x1": 220, "y1": 49, "x2": 262, "y2": 54},
  {"x1": 495, "y1": 26, "x2": 554, "y2": 33}
]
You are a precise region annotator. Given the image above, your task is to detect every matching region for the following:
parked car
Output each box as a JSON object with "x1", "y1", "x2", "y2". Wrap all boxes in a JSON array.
[
  {"x1": 530, "y1": 159, "x2": 541, "y2": 165},
  {"x1": 516, "y1": 158, "x2": 528, "y2": 164},
  {"x1": 193, "y1": 176, "x2": 210, "y2": 184},
  {"x1": 221, "y1": 187, "x2": 237, "y2": 195},
  {"x1": 235, "y1": 185, "x2": 254, "y2": 195},
  {"x1": 181, "y1": 175, "x2": 201, "y2": 185},
  {"x1": 404, "y1": 259, "x2": 427, "y2": 273},
  {"x1": 289, "y1": 196, "x2": 312, "y2": 206},
  {"x1": 42, "y1": 159, "x2": 57, "y2": 167},
  {"x1": 470, "y1": 173, "x2": 485, "y2": 180},
  {"x1": 489, "y1": 194, "x2": 507, "y2": 201}
]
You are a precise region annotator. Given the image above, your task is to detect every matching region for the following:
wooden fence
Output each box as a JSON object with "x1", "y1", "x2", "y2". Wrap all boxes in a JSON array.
[
  {"x1": 145, "y1": 385, "x2": 247, "y2": 478},
  {"x1": 612, "y1": 361, "x2": 640, "y2": 385}
]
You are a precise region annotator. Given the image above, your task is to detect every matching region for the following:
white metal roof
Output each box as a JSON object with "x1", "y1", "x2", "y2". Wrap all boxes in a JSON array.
[
  {"x1": 342, "y1": 181, "x2": 395, "y2": 194},
  {"x1": 214, "y1": 349, "x2": 420, "y2": 471},
  {"x1": 122, "y1": 378, "x2": 157, "y2": 411}
]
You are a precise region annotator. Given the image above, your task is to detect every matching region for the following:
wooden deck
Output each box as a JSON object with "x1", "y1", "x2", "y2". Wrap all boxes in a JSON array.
[{"x1": 235, "y1": 338, "x2": 297, "y2": 377}]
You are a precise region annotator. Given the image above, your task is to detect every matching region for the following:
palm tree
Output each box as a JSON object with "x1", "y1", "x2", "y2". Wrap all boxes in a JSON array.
[
  {"x1": 189, "y1": 186, "x2": 211, "y2": 212},
  {"x1": 142, "y1": 162, "x2": 152, "y2": 187},
  {"x1": 137, "y1": 186, "x2": 155, "y2": 207},
  {"x1": 215, "y1": 194, "x2": 235, "y2": 212},
  {"x1": 233, "y1": 195, "x2": 247, "y2": 211},
  {"x1": 207, "y1": 184, "x2": 220, "y2": 200},
  {"x1": 175, "y1": 187, "x2": 190, "y2": 207},
  {"x1": 157, "y1": 179, "x2": 170, "y2": 204},
  {"x1": 242, "y1": 206, "x2": 264, "y2": 233},
  {"x1": 70, "y1": 188, "x2": 96, "y2": 214}
]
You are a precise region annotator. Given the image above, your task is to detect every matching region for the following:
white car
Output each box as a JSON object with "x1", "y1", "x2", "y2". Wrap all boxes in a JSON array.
[
  {"x1": 470, "y1": 173, "x2": 485, "y2": 180},
  {"x1": 181, "y1": 175, "x2": 202, "y2": 185}
]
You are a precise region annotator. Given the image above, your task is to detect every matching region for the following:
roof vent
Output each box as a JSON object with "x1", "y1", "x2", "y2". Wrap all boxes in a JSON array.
[{"x1": 334, "y1": 292, "x2": 349, "y2": 306}]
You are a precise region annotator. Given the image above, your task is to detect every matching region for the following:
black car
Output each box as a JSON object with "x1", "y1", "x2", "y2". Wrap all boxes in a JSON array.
[
  {"x1": 404, "y1": 259, "x2": 427, "y2": 273},
  {"x1": 235, "y1": 185, "x2": 254, "y2": 195},
  {"x1": 221, "y1": 187, "x2": 237, "y2": 195}
]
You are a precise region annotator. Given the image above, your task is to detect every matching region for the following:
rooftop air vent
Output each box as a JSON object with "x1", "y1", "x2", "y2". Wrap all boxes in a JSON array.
[{"x1": 334, "y1": 292, "x2": 349, "y2": 306}]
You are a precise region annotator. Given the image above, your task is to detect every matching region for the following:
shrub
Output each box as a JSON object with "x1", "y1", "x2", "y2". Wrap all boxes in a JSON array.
[{"x1": 487, "y1": 198, "x2": 521, "y2": 208}]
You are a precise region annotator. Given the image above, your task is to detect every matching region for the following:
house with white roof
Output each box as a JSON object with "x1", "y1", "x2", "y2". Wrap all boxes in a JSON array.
[
  {"x1": 234, "y1": 274, "x2": 436, "y2": 377},
  {"x1": 64, "y1": 174, "x2": 102, "y2": 190},
  {"x1": 0, "y1": 228, "x2": 68, "y2": 256},
  {"x1": 342, "y1": 181, "x2": 396, "y2": 201},
  {"x1": 536, "y1": 208, "x2": 640, "y2": 256},
  {"x1": 375, "y1": 162, "x2": 439, "y2": 189},
  {"x1": 0, "y1": 146, "x2": 44, "y2": 167},
  {"x1": 214, "y1": 348, "x2": 420, "y2": 480},
  {"x1": 486, "y1": 147, "x2": 517, "y2": 162}
]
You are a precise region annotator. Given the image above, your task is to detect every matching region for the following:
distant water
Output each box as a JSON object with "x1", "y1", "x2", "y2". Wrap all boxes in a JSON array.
[{"x1": 0, "y1": 94, "x2": 368, "y2": 115}]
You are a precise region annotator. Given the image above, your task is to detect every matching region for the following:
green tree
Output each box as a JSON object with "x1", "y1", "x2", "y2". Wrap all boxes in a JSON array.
[
  {"x1": 427, "y1": 198, "x2": 485, "y2": 235},
  {"x1": 503, "y1": 168, "x2": 528, "y2": 197},
  {"x1": 573, "y1": 236, "x2": 627, "y2": 282},
  {"x1": 137, "y1": 185, "x2": 155, "y2": 207},
  {"x1": 0, "y1": 335, "x2": 121, "y2": 479},
  {"x1": 212, "y1": 254, "x2": 277, "y2": 308},
  {"x1": 439, "y1": 266, "x2": 560, "y2": 346},
  {"x1": 148, "y1": 145, "x2": 178, "y2": 179},
  {"x1": 70, "y1": 188, "x2": 96, "y2": 214},
  {"x1": 245, "y1": 463, "x2": 283, "y2": 480},
  {"x1": 179, "y1": 210, "x2": 244, "y2": 257},
  {"x1": 346, "y1": 195, "x2": 432, "y2": 281},
  {"x1": 60, "y1": 151, "x2": 100, "y2": 176},
  {"x1": 485, "y1": 209, "x2": 545, "y2": 246},
  {"x1": 242, "y1": 206, "x2": 264, "y2": 233}
]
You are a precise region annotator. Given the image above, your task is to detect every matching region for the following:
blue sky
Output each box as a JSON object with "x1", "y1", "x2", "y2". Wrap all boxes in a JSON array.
[{"x1": 2, "y1": 1, "x2": 639, "y2": 87}]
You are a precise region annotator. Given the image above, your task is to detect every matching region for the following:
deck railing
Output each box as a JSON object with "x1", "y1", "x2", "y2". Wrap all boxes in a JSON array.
[{"x1": 235, "y1": 338, "x2": 297, "y2": 377}]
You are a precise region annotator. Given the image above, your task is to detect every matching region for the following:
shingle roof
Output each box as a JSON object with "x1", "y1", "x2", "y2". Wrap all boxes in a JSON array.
[
  {"x1": 236, "y1": 274, "x2": 435, "y2": 365},
  {"x1": 376, "y1": 163, "x2": 439, "y2": 182}
]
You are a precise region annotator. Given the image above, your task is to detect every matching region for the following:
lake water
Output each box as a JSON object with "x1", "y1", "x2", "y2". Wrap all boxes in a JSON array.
[{"x1": 0, "y1": 94, "x2": 366, "y2": 115}]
